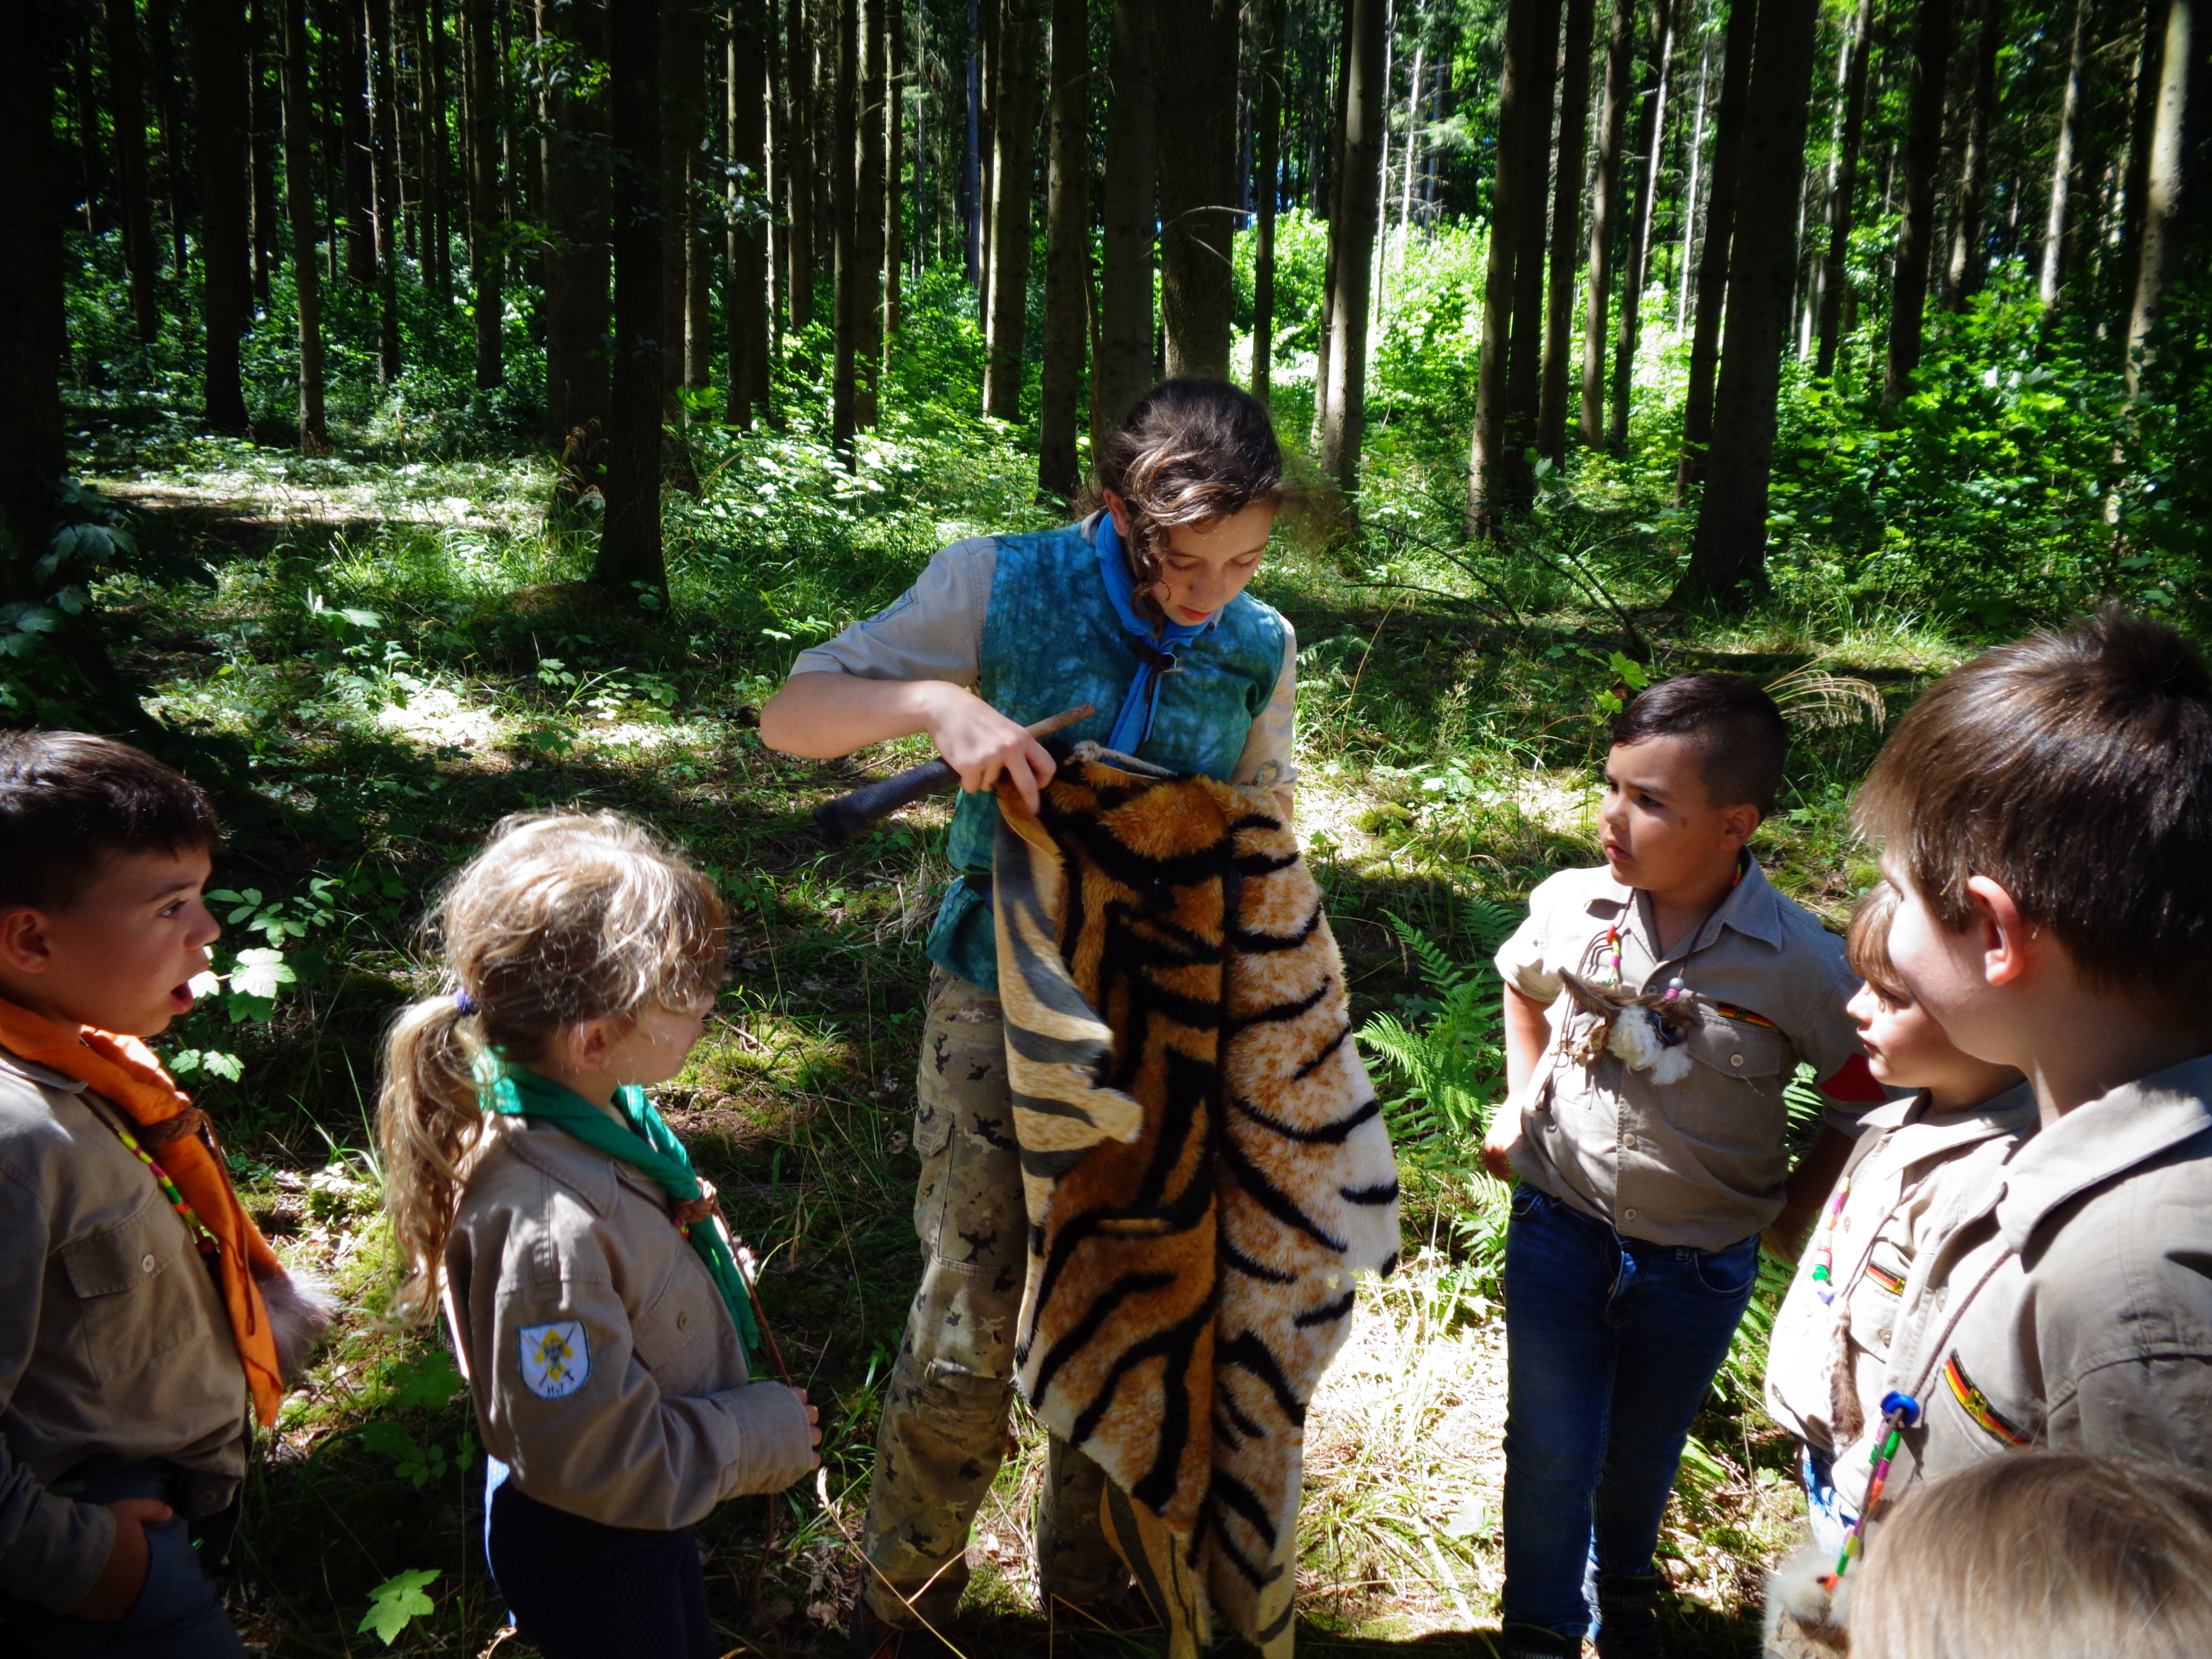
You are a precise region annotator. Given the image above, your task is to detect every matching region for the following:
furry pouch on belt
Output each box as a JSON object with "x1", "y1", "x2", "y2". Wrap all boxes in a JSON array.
[{"x1": 990, "y1": 747, "x2": 1400, "y2": 1659}]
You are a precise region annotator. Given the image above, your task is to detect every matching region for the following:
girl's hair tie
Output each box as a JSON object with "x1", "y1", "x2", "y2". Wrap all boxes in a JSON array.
[{"x1": 454, "y1": 989, "x2": 477, "y2": 1017}]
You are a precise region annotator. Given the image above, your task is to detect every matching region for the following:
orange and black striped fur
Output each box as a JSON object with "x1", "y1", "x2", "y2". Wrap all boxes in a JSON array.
[{"x1": 992, "y1": 747, "x2": 1400, "y2": 1659}]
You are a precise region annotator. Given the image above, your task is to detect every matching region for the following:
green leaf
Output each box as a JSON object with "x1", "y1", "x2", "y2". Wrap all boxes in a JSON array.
[
  {"x1": 358, "y1": 1568, "x2": 440, "y2": 1645},
  {"x1": 229, "y1": 947, "x2": 294, "y2": 1001}
]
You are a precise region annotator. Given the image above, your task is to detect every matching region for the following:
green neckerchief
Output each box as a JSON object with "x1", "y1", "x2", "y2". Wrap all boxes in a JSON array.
[{"x1": 477, "y1": 1054, "x2": 763, "y2": 1362}]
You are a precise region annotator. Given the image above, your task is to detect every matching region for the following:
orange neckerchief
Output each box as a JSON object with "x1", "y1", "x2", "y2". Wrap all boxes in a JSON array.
[{"x1": 0, "y1": 998, "x2": 285, "y2": 1425}]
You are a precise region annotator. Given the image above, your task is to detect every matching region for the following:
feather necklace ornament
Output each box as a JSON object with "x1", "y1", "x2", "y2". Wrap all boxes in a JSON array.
[{"x1": 1557, "y1": 968, "x2": 1700, "y2": 1085}]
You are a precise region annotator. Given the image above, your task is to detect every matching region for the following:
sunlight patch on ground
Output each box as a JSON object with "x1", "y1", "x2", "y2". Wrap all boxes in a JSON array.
[{"x1": 373, "y1": 683, "x2": 504, "y2": 749}]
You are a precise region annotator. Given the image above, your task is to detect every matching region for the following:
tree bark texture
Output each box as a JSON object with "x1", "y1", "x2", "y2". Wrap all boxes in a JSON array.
[
  {"x1": 341, "y1": 0, "x2": 377, "y2": 282},
  {"x1": 193, "y1": 0, "x2": 255, "y2": 431},
  {"x1": 1155, "y1": 0, "x2": 1242, "y2": 379},
  {"x1": 1, "y1": 0, "x2": 68, "y2": 583},
  {"x1": 1311, "y1": 0, "x2": 1354, "y2": 447},
  {"x1": 105, "y1": 0, "x2": 164, "y2": 343},
  {"x1": 1676, "y1": 0, "x2": 1756, "y2": 494},
  {"x1": 368, "y1": 0, "x2": 404, "y2": 380},
  {"x1": 467, "y1": 0, "x2": 505, "y2": 386},
  {"x1": 1943, "y1": 0, "x2": 2006, "y2": 308},
  {"x1": 884, "y1": 0, "x2": 904, "y2": 339},
  {"x1": 1676, "y1": 0, "x2": 1821, "y2": 606},
  {"x1": 2125, "y1": 0, "x2": 2193, "y2": 395},
  {"x1": 1473, "y1": 0, "x2": 1545, "y2": 527},
  {"x1": 1321, "y1": 0, "x2": 1383, "y2": 497},
  {"x1": 1881, "y1": 0, "x2": 1955, "y2": 407},
  {"x1": 659, "y1": 0, "x2": 705, "y2": 406},
  {"x1": 831, "y1": 0, "x2": 859, "y2": 455},
  {"x1": 857, "y1": 0, "x2": 888, "y2": 422},
  {"x1": 426, "y1": 0, "x2": 453, "y2": 297},
  {"x1": 599, "y1": 0, "x2": 667, "y2": 596},
  {"x1": 729, "y1": 0, "x2": 772, "y2": 425},
  {"x1": 786, "y1": 0, "x2": 817, "y2": 328},
  {"x1": 284, "y1": 0, "x2": 330, "y2": 449},
  {"x1": 1507, "y1": 0, "x2": 1565, "y2": 466},
  {"x1": 544, "y1": 0, "x2": 611, "y2": 439},
  {"x1": 1580, "y1": 0, "x2": 1634, "y2": 447},
  {"x1": 1038, "y1": 0, "x2": 1092, "y2": 498},
  {"x1": 1814, "y1": 0, "x2": 1873, "y2": 376},
  {"x1": 1539, "y1": 0, "x2": 1597, "y2": 462},
  {"x1": 1251, "y1": 0, "x2": 1285, "y2": 398},
  {"x1": 2039, "y1": 0, "x2": 2092, "y2": 310},
  {"x1": 1610, "y1": 0, "x2": 1673, "y2": 451},
  {"x1": 1096, "y1": 0, "x2": 1157, "y2": 432},
  {"x1": 982, "y1": 0, "x2": 1037, "y2": 418}
]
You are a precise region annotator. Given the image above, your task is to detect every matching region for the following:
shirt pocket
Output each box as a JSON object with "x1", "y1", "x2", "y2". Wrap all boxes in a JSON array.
[
  {"x1": 59, "y1": 1188, "x2": 200, "y2": 1389},
  {"x1": 629, "y1": 1254, "x2": 724, "y2": 1389},
  {"x1": 1668, "y1": 1013, "x2": 1794, "y2": 1160},
  {"x1": 1845, "y1": 1240, "x2": 1912, "y2": 1361}
]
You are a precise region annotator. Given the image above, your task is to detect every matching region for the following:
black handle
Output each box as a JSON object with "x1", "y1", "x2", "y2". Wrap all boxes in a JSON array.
[{"x1": 812, "y1": 758, "x2": 959, "y2": 842}]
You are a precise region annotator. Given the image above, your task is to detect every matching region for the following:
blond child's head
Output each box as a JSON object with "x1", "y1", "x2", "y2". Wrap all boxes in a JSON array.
[
  {"x1": 377, "y1": 811, "x2": 725, "y2": 1324},
  {"x1": 1854, "y1": 1453, "x2": 2212, "y2": 1659},
  {"x1": 1844, "y1": 882, "x2": 2021, "y2": 1112}
]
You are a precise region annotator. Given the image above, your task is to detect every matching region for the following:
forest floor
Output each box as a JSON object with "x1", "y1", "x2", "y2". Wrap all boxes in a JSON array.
[{"x1": 55, "y1": 424, "x2": 1965, "y2": 1658}]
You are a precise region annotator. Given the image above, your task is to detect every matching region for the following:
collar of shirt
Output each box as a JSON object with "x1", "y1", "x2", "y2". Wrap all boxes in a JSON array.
[
  {"x1": 0, "y1": 1043, "x2": 91, "y2": 1095},
  {"x1": 1581, "y1": 853, "x2": 1789, "y2": 981},
  {"x1": 1988, "y1": 1053, "x2": 2212, "y2": 1252},
  {"x1": 499, "y1": 1114, "x2": 671, "y2": 1219}
]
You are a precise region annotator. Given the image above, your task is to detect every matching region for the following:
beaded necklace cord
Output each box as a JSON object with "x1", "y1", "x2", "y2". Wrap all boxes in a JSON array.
[
  {"x1": 1820, "y1": 1391, "x2": 1921, "y2": 1592},
  {"x1": 1597, "y1": 852, "x2": 1749, "y2": 988},
  {"x1": 105, "y1": 1118, "x2": 220, "y2": 1256},
  {"x1": 1809, "y1": 1176, "x2": 1853, "y2": 1302}
]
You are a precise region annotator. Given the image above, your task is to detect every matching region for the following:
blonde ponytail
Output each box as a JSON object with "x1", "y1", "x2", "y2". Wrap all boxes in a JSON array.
[
  {"x1": 377, "y1": 994, "x2": 488, "y2": 1327},
  {"x1": 374, "y1": 809, "x2": 727, "y2": 1328}
]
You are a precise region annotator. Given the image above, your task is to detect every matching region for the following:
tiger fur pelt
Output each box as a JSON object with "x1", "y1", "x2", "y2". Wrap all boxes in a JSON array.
[{"x1": 990, "y1": 747, "x2": 1400, "y2": 1659}]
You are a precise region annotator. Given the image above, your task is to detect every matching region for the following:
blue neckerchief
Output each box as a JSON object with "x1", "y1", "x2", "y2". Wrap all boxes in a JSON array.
[{"x1": 1096, "y1": 514, "x2": 1214, "y2": 755}]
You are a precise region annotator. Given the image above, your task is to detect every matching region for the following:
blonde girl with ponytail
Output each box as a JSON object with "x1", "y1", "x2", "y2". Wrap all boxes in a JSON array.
[{"x1": 377, "y1": 811, "x2": 819, "y2": 1659}]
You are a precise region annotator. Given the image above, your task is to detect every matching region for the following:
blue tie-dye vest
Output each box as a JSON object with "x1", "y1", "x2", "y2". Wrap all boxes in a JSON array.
[{"x1": 924, "y1": 520, "x2": 1288, "y2": 988}]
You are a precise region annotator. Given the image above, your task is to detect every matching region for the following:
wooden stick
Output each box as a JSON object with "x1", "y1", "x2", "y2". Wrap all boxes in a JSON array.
[{"x1": 812, "y1": 701, "x2": 1096, "y2": 842}]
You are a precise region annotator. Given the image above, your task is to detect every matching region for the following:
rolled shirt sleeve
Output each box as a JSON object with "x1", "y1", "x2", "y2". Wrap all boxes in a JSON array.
[
  {"x1": 1229, "y1": 623, "x2": 1299, "y2": 790},
  {"x1": 788, "y1": 536, "x2": 995, "y2": 687}
]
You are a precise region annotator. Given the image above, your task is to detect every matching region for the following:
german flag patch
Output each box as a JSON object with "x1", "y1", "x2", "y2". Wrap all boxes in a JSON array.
[{"x1": 1943, "y1": 1351, "x2": 2034, "y2": 1448}]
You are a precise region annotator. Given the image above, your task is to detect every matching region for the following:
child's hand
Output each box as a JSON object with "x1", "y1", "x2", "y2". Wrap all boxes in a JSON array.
[
  {"x1": 1480, "y1": 1106, "x2": 1522, "y2": 1183},
  {"x1": 924, "y1": 686, "x2": 1058, "y2": 812},
  {"x1": 792, "y1": 1386, "x2": 824, "y2": 1467},
  {"x1": 68, "y1": 1497, "x2": 172, "y2": 1621}
]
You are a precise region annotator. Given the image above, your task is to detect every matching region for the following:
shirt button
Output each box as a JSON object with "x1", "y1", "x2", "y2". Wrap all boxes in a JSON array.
[
  {"x1": 1880, "y1": 1328, "x2": 1894, "y2": 1344},
  {"x1": 140, "y1": 1253, "x2": 157, "y2": 1273},
  {"x1": 1624, "y1": 1207, "x2": 1638, "y2": 1222},
  {"x1": 1623, "y1": 1133, "x2": 1637, "y2": 1148},
  {"x1": 1730, "y1": 1053, "x2": 1746, "y2": 1068},
  {"x1": 677, "y1": 1311, "x2": 691, "y2": 1330}
]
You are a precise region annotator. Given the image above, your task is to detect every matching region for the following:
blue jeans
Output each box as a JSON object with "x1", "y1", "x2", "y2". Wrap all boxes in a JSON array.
[
  {"x1": 1499, "y1": 1185, "x2": 1760, "y2": 1642},
  {"x1": 0, "y1": 1458, "x2": 245, "y2": 1659}
]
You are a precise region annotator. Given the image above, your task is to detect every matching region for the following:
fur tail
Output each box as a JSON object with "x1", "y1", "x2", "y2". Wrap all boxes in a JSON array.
[{"x1": 255, "y1": 1264, "x2": 339, "y2": 1381}]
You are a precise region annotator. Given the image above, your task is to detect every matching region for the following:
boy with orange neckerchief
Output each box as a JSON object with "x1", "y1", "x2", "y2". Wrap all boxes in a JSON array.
[{"x1": 0, "y1": 732, "x2": 329, "y2": 1657}]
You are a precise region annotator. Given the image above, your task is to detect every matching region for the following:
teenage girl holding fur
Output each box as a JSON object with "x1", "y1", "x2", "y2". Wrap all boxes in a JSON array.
[
  {"x1": 377, "y1": 812, "x2": 820, "y2": 1659},
  {"x1": 760, "y1": 378, "x2": 1300, "y2": 1656}
]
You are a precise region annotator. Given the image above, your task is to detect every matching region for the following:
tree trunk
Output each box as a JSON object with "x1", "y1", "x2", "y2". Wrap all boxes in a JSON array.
[
  {"x1": 1676, "y1": 0, "x2": 1755, "y2": 493},
  {"x1": 1609, "y1": 0, "x2": 1673, "y2": 450},
  {"x1": 1813, "y1": 0, "x2": 1872, "y2": 376},
  {"x1": 1538, "y1": 0, "x2": 1597, "y2": 462},
  {"x1": 600, "y1": 0, "x2": 667, "y2": 598},
  {"x1": 1472, "y1": 0, "x2": 1544, "y2": 526},
  {"x1": 1943, "y1": 0, "x2": 2005, "y2": 308},
  {"x1": 659, "y1": 0, "x2": 704, "y2": 409},
  {"x1": 545, "y1": 0, "x2": 611, "y2": 439},
  {"x1": 193, "y1": 0, "x2": 255, "y2": 431},
  {"x1": 1881, "y1": 0, "x2": 1954, "y2": 408},
  {"x1": 1, "y1": 0, "x2": 67, "y2": 583},
  {"x1": 981, "y1": 0, "x2": 1037, "y2": 420},
  {"x1": 283, "y1": 0, "x2": 329, "y2": 449},
  {"x1": 1311, "y1": 0, "x2": 1353, "y2": 448},
  {"x1": 857, "y1": 0, "x2": 888, "y2": 422},
  {"x1": 1506, "y1": 0, "x2": 1565, "y2": 468},
  {"x1": 2125, "y1": 0, "x2": 2192, "y2": 396},
  {"x1": 467, "y1": 0, "x2": 505, "y2": 386},
  {"x1": 1579, "y1": 0, "x2": 1633, "y2": 447},
  {"x1": 105, "y1": 0, "x2": 164, "y2": 343},
  {"x1": 1250, "y1": 0, "x2": 1284, "y2": 398},
  {"x1": 1321, "y1": 0, "x2": 1383, "y2": 497},
  {"x1": 978, "y1": 0, "x2": 999, "y2": 309},
  {"x1": 831, "y1": 0, "x2": 858, "y2": 456},
  {"x1": 884, "y1": 0, "x2": 904, "y2": 340},
  {"x1": 785, "y1": 0, "x2": 817, "y2": 329},
  {"x1": 2118, "y1": 0, "x2": 2169, "y2": 306},
  {"x1": 1673, "y1": 0, "x2": 1821, "y2": 607},
  {"x1": 2039, "y1": 0, "x2": 2092, "y2": 310},
  {"x1": 1095, "y1": 0, "x2": 1157, "y2": 432},
  {"x1": 1038, "y1": 0, "x2": 1092, "y2": 499},
  {"x1": 369, "y1": 0, "x2": 404, "y2": 380},
  {"x1": 342, "y1": 0, "x2": 378, "y2": 281},
  {"x1": 251, "y1": 0, "x2": 282, "y2": 299},
  {"x1": 426, "y1": 0, "x2": 452, "y2": 298},
  {"x1": 149, "y1": 0, "x2": 191, "y2": 286},
  {"x1": 729, "y1": 0, "x2": 771, "y2": 425},
  {"x1": 1155, "y1": 0, "x2": 1241, "y2": 378}
]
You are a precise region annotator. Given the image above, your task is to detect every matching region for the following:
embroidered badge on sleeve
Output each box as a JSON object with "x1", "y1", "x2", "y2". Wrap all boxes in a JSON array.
[{"x1": 518, "y1": 1320, "x2": 590, "y2": 1400}]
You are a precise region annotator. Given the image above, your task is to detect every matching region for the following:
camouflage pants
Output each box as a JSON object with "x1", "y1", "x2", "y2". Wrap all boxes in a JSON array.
[{"x1": 858, "y1": 969, "x2": 1125, "y2": 1626}]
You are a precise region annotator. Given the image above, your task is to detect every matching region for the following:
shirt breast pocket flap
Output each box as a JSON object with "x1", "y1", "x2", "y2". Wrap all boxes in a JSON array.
[
  {"x1": 630, "y1": 1265, "x2": 709, "y2": 1379},
  {"x1": 1685, "y1": 1013, "x2": 1790, "y2": 1084},
  {"x1": 60, "y1": 1193, "x2": 195, "y2": 1381}
]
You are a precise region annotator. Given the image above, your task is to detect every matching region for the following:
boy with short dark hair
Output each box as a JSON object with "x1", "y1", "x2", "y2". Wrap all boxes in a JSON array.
[
  {"x1": 1851, "y1": 610, "x2": 2212, "y2": 1512},
  {"x1": 1483, "y1": 673, "x2": 1884, "y2": 1659},
  {"x1": 0, "y1": 732, "x2": 329, "y2": 1657}
]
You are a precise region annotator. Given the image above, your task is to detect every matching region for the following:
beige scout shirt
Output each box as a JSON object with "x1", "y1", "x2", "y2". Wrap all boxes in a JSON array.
[
  {"x1": 1873, "y1": 1055, "x2": 2212, "y2": 1518},
  {"x1": 0, "y1": 1045, "x2": 249, "y2": 1613},
  {"x1": 788, "y1": 519, "x2": 1302, "y2": 789},
  {"x1": 1494, "y1": 860, "x2": 1872, "y2": 1252},
  {"x1": 445, "y1": 1114, "x2": 815, "y2": 1531},
  {"x1": 1763, "y1": 1083, "x2": 2035, "y2": 1512}
]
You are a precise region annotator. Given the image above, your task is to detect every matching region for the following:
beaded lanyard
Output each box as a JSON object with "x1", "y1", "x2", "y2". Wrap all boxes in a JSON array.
[
  {"x1": 1808, "y1": 1177, "x2": 1853, "y2": 1303},
  {"x1": 1820, "y1": 1391, "x2": 1921, "y2": 1591},
  {"x1": 1601, "y1": 854, "x2": 1749, "y2": 988},
  {"x1": 105, "y1": 1117, "x2": 220, "y2": 1258}
]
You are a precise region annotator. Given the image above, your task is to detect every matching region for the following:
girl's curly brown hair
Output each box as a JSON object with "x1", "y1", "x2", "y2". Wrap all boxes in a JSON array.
[{"x1": 1084, "y1": 379, "x2": 1287, "y2": 621}]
